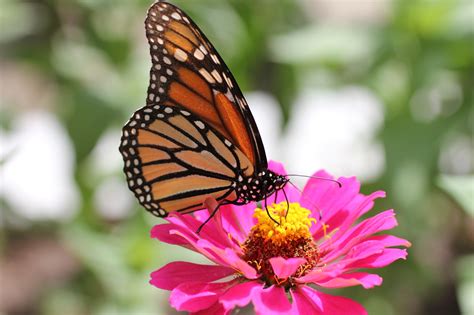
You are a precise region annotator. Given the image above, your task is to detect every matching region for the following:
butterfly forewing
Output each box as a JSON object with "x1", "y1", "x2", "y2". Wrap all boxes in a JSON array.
[
  {"x1": 144, "y1": 1, "x2": 267, "y2": 171},
  {"x1": 119, "y1": 1, "x2": 282, "y2": 217}
]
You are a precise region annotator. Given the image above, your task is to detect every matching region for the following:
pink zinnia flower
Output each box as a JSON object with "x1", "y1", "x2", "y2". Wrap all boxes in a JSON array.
[{"x1": 150, "y1": 161, "x2": 410, "y2": 314}]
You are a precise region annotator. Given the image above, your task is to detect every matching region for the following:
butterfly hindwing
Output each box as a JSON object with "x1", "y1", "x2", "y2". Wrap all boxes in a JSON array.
[
  {"x1": 120, "y1": 104, "x2": 254, "y2": 216},
  {"x1": 144, "y1": 1, "x2": 267, "y2": 172}
]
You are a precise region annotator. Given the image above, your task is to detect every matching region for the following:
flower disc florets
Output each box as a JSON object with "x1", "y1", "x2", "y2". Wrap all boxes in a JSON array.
[{"x1": 241, "y1": 202, "x2": 320, "y2": 289}]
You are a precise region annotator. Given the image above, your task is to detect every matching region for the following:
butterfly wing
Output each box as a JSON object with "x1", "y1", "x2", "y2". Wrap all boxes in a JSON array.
[
  {"x1": 144, "y1": 1, "x2": 268, "y2": 172},
  {"x1": 120, "y1": 104, "x2": 254, "y2": 216}
]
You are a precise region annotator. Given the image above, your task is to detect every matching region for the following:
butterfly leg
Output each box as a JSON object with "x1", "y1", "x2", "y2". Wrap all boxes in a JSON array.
[
  {"x1": 283, "y1": 188, "x2": 290, "y2": 218},
  {"x1": 196, "y1": 198, "x2": 222, "y2": 234},
  {"x1": 264, "y1": 200, "x2": 279, "y2": 225},
  {"x1": 264, "y1": 184, "x2": 279, "y2": 225}
]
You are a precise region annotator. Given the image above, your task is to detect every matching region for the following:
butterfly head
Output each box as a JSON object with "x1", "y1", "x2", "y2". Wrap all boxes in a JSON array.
[{"x1": 236, "y1": 170, "x2": 289, "y2": 203}]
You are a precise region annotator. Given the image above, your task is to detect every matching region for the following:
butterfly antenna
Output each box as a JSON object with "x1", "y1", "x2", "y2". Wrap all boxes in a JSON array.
[
  {"x1": 287, "y1": 179, "x2": 324, "y2": 222},
  {"x1": 286, "y1": 174, "x2": 342, "y2": 188}
]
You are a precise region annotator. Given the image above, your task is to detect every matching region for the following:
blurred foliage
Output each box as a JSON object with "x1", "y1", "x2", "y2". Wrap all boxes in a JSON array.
[{"x1": 0, "y1": 0, "x2": 473, "y2": 314}]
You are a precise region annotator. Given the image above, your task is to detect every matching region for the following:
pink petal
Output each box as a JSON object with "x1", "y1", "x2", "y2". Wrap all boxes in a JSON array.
[
  {"x1": 269, "y1": 257, "x2": 307, "y2": 279},
  {"x1": 299, "y1": 286, "x2": 368, "y2": 315},
  {"x1": 344, "y1": 240, "x2": 388, "y2": 261},
  {"x1": 268, "y1": 160, "x2": 289, "y2": 176},
  {"x1": 296, "y1": 269, "x2": 341, "y2": 284},
  {"x1": 150, "y1": 262, "x2": 235, "y2": 290},
  {"x1": 291, "y1": 288, "x2": 323, "y2": 314},
  {"x1": 169, "y1": 212, "x2": 232, "y2": 249},
  {"x1": 312, "y1": 189, "x2": 386, "y2": 241},
  {"x1": 321, "y1": 242, "x2": 388, "y2": 272},
  {"x1": 165, "y1": 229, "x2": 230, "y2": 266},
  {"x1": 218, "y1": 203, "x2": 257, "y2": 244},
  {"x1": 170, "y1": 281, "x2": 233, "y2": 312},
  {"x1": 268, "y1": 160, "x2": 301, "y2": 203},
  {"x1": 190, "y1": 302, "x2": 228, "y2": 315},
  {"x1": 192, "y1": 208, "x2": 211, "y2": 223},
  {"x1": 365, "y1": 234, "x2": 412, "y2": 248},
  {"x1": 219, "y1": 281, "x2": 262, "y2": 309},
  {"x1": 321, "y1": 209, "x2": 398, "y2": 263},
  {"x1": 315, "y1": 272, "x2": 383, "y2": 289},
  {"x1": 252, "y1": 285, "x2": 293, "y2": 315},
  {"x1": 346, "y1": 248, "x2": 409, "y2": 269},
  {"x1": 301, "y1": 172, "x2": 360, "y2": 225},
  {"x1": 196, "y1": 243, "x2": 259, "y2": 279},
  {"x1": 150, "y1": 224, "x2": 189, "y2": 246},
  {"x1": 154, "y1": 214, "x2": 233, "y2": 257}
]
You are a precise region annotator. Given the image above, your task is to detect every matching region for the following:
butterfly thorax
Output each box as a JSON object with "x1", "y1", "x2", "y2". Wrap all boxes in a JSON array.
[{"x1": 235, "y1": 170, "x2": 289, "y2": 204}]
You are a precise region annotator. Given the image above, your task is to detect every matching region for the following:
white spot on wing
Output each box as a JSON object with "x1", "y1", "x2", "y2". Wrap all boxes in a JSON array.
[
  {"x1": 211, "y1": 70, "x2": 223, "y2": 83},
  {"x1": 223, "y1": 73, "x2": 233, "y2": 88},
  {"x1": 171, "y1": 12, "x2": 181, "y2": 20},
  {"x1": 194, "y1": 49, "x2": 205, "y2": 60},
  {"x1": 174, "y1": 48, "x2": 188, "y2": 62},
  {"x1": 210, "y1": 54, "x2": 220, "y2": 64},
  {"x1": 199, "y1": 68, "x2": 215, "y2": 84},
  {"x1": 194, "y1": 120, "x2": 205, "y2": 129}
]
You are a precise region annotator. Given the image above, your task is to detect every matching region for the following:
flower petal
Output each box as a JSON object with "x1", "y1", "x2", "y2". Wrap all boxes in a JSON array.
[
  {"x1": 152, "y1": 213, "x2": 233, "y2": 257},
  {"x1": 291, "y1": 286, "x2": 323, "y2": 315},
  {"x1": 298, "y1": 286, "x2": 368, "y2": 315},
  {"x1": 150, "y1": 224, "x2": 189, "y2": 246},
  {"x1": 190, "y1": 302, "x2": 228, "y2": 315},
  {"x1": 218, "y1": 203, "x2": 257, "y2": 244},
  {"x1": 169, "y1": 281, "x2": 233, "y2": 312},
  {"x1": 269, "y1": 257, "x2": 306, "y2": 279},
  {"x1": 219, "y1": 281, "x2": 262, "y2": 310},
  {"x1": 196, "y1": 242, "x2": 259, "y2": 279},
  {"x1": 315, "y1": 272, "x2": 383, "y2": 289},
  {"x1": 366, "y1": 234, "x2": 412, "y2": 248},
  {"x1": 253, "y1": 285, "x2": 293, "y2": 315},
  {"x1": 301, "y1": 172, "x2": 360, "y2": 230},
  {"x1": 295, "y1": 269, "x2": 341, "y2": 284},
  {"x1": 346, "y1": 248, "x2": 409, "y2": 269},
  {"x1": 313, "y1": 188, "x2": 386, "y2": 241},
  {"x1": 169, "y1": 212, "x2": 232, "y2": 249},
  {"x1": 291, "y1": 288, "x2": 323, "y2": 314},
  {"x1": 150, "y1": 262, "x2": 235, "y2": 290},
  {"x1": 268, "y1": 160, "x2": 301, "y2": 203},
  {"x1": 160, "y1": 228, "x2": 238, "y2": 268},
  {"x1": 321, "y1": 209, "x2": 398, "y2": 263}
]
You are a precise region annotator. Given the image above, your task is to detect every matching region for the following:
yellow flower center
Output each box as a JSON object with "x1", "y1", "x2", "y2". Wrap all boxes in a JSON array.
[{"x1": 241, "y1": 202, "x2": 320, "y2": 289}]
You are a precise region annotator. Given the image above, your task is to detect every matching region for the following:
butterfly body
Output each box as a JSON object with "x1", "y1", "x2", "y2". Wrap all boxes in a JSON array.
[
  {"x1": 234, "y1": 171, "x2": 288, "y2": 205},
  {"x1": 119, "y1": 1, "x2": 288, "y2": 217}
]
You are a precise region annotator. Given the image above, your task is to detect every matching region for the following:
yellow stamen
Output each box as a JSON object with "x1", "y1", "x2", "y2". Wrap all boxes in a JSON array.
[
  {"x1": 241, "y1": 202, "x2": 321, "y2": 289},
  {"x1": 251, "y1": 202, "x2": 316, "y2": 246},
  {"x1": 322, "y1": 222, "x2": 329, "y2": 238}
]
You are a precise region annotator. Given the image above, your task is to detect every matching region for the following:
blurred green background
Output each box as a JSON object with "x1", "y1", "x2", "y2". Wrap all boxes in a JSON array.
[{"x1": 1, "y1": 0, "x2": 473, "y2": 314}]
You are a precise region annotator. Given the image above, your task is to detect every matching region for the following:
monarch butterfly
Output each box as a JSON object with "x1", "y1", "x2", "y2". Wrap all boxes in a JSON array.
[{"x1": 119, "y1": 1, "x2": 289, "y2": 224}]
